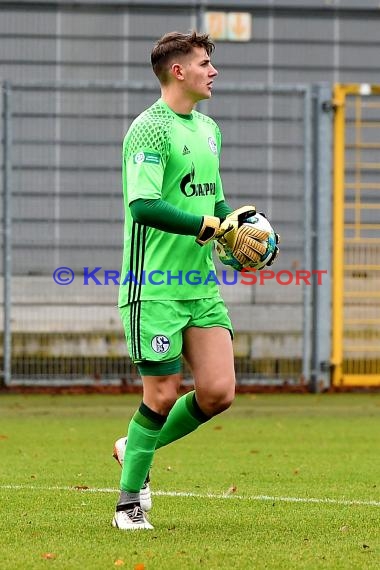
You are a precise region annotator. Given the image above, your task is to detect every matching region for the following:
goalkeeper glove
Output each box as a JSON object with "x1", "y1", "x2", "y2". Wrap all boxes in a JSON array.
[
  {"x1": 195, "y1": 215, "x2": 222, "y2": 246},
  {"x1": 196, "y1": 205, "x2": 260, "y2": 248},
  {"x1": 196, "y1": 205, "x2": 271, "y2": 268},
  {"x1": 215, "y1": 205, "x2": 270, "y2": 266}
]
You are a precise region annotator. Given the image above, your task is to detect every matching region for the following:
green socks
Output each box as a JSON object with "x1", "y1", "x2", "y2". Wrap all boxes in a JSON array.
[
  {"x1": 120, "y1": 403, "x2": 166, "y2": 492},
  {"x1": 120, "y1": 392, "x2": 211, "y2": 493},
  {"x1": 156, "y1": 391, "x2": 210, "y2": 449}
]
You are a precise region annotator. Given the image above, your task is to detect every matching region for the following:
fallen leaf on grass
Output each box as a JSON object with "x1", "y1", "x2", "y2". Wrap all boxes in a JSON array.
[{"x1": 41, "y1": 553, "x2": 56, "y2": 560}]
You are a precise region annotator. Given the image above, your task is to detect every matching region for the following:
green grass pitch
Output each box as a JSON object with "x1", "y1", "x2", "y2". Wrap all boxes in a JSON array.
[{"x1": 0, "y1": 393, "x2": 379, "y2": 569}]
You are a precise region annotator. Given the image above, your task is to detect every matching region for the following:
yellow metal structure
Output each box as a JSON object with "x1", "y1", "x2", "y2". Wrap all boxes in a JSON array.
[{"x1": 332, "y1": 84, "x2": 380, "y2": 387}]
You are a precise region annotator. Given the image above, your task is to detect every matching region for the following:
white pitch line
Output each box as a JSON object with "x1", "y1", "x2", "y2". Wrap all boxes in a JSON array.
[
  {"x1": 154, "y1": 490, "x2": 380, "y2": 507},
  {"x1": 1, "y1": 484, "x2": 379, "y2": 508}
]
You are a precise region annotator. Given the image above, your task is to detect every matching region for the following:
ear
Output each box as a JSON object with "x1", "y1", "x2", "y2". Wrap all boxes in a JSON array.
[{"x1": 170, "y1": 62, "x2": 185, "y2": 81}]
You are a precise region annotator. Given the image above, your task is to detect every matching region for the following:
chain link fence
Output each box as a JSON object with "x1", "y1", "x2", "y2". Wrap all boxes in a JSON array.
[{"x1": 1, "y1": 80, "x2": 331, "y2": 388}]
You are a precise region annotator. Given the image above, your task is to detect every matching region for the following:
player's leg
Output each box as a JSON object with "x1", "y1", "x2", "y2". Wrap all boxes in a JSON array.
[
  {"x1": 183, "y1": 325, "x2": 235, "y2": 416},
  {"x1": 113, "y1": 301, "x2": 184, "y2": 530},
  {"x1": 155, "y1": 298, "x2": 235, "y2": 449},
  {"x1": 113, "y1": 369, "x2": 182, "y2": 530},
  {"x1": 113, "y1": 326, "x2": 234, "y2": 529},
  {"x1": 119, "y1": 371, "x2": 181, "y2": 492},
  {"x1": 113, "y1": 436, "x2": 152, "y2": 512}
]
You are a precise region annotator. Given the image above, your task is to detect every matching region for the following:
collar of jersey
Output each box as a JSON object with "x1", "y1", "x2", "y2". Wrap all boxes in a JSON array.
[{"x1": 158, "y1": 99, "x2": 197, "y2": 131}]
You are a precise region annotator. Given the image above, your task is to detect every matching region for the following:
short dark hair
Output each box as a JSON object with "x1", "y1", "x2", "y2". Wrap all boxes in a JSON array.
[{"x1": 151, "y1": 31, "x2": 215, "y2": 84}]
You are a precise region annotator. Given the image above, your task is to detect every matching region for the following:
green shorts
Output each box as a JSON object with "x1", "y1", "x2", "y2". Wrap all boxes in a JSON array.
[{"x1": 119, "y1": 297, "x2": 233, "y2": 374}]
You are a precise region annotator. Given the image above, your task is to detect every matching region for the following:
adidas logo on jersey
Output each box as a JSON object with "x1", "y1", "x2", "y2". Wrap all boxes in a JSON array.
[{"x1": 182, "y1": 145, "x2": 190, "y2": 155}]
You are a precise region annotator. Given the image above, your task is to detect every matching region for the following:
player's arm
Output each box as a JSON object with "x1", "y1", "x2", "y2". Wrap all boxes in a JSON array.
[
  {"x1": 130, "y1": 197, "x2": 221, "y2": 245},
  {"x1": 130, "y1": 198, "x2": 204, "y2": 235},
  {"x1": 194, "y1": 199, "x2": 233, "y2": 245},
  {"x1": 214, "y1": 199, "x2": 233, "y2": 219},
  {"x1": 130, "y1": 199, "x2": 267, "y2": 265},
  {"x1": 130, "y1": 199, "x2": 257, "y2": 244}
]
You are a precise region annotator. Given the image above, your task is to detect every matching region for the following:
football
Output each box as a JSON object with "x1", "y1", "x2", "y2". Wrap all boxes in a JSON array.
[{"x1": 215, "y1": 213, "x2": 277, "y2": 271}]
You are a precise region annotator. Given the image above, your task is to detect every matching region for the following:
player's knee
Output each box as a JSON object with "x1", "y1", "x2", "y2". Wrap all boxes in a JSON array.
[
  {"x1": 211, "y1": 393, "x2": 234, "y2": 415},
  {"x1": 149, "y1": 389, "x2": 178, "y2": 416},
  {"x1": 143, "y1": 376, "x2": 180, "y2": 416},
  {"x1": 199, "y1": 385, "x2": 235, "y2": 417},
  {"x1": 159, "y1": 393, "x2": 178, "y2": 415}
]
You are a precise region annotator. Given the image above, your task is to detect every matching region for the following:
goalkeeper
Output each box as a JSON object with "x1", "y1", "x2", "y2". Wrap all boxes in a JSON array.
[{"x1": 113, "y1": 30, "x2": 278, "y2": 531}]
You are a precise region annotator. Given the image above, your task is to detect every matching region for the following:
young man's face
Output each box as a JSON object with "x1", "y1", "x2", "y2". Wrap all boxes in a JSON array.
[{"x1": 179, "y1": 46, "x2": 218, "y2": 102}]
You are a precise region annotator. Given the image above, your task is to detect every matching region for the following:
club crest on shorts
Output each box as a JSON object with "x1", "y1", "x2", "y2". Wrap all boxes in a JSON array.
[{"x1": 151, "y1": 335, "x2": 170, "y2": 353}]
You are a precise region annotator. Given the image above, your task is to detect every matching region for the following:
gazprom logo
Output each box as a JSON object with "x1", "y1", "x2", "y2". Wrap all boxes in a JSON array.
[{"x1": 180, "y1": 163, "x2": 216, "y2": 197}]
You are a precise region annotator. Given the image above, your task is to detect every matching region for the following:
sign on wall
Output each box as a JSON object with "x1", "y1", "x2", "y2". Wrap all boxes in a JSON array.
[{"x1": 205, "y1": 11, "x2": 252, "y2": 42}]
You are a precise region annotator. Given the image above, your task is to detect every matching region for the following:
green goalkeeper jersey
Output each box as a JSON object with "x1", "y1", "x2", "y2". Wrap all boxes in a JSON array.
[{"x1": 118, "y1": 99, "x2": 225, "y2": 307}]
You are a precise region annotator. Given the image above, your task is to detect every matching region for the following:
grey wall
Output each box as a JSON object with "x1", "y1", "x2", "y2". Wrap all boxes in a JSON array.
[
  {"x1": 3, "y1": 0, "x2": 379, "y2": 276},
  {"x1": 2, "y1": 1, "x2": 380, "y2": 84},
  {"x1": 0, "y1": 1, "x2": 377, "y2": 376}
]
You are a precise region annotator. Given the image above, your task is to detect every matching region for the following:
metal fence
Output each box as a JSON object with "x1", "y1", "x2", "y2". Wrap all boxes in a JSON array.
[
  {"x1": 332, "y1": 84, "x2": 380, "y2": 388},
  {"x1": 0, "y1": 80, "x2": 332, "y2": 388}
]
